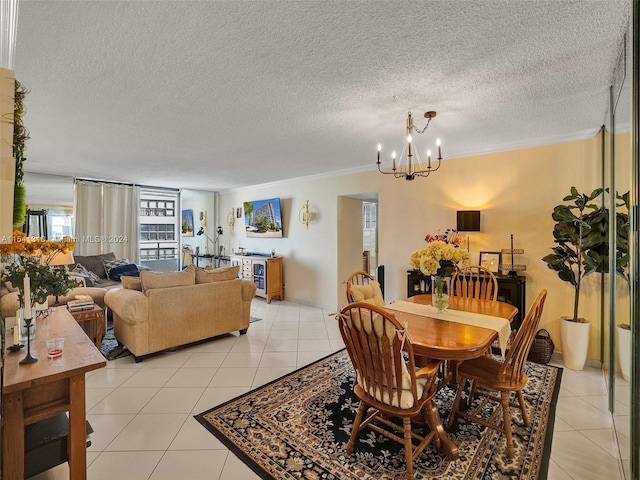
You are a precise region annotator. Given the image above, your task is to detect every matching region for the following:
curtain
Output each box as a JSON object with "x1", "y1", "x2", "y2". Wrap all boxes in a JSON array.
[{"x1": 74, "y1": 180, "x2": 139, "y2": 261}]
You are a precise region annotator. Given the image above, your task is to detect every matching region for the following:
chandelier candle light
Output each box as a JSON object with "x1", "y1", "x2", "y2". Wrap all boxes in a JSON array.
[{"x1": 377, "y1": 111, "x2": 443, "y2": 180}]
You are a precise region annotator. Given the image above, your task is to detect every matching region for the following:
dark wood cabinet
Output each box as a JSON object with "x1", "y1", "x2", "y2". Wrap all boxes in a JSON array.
[
  {"x1": 406, "y1": 270, "x2": 526, "y2": 330},
  {"x1": 494, "y1": 274, "x2": 526, "y2": 330}
]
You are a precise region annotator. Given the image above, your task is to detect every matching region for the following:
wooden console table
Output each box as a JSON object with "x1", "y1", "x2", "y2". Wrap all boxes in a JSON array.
[{"x1": 2, "y1": 307, "x2": 107, "y2": 479}]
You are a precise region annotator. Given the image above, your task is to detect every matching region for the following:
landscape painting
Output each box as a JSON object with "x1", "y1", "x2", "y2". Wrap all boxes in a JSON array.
[{"x1": 243, "y1": 198, "x2": 283, "y2": 238}]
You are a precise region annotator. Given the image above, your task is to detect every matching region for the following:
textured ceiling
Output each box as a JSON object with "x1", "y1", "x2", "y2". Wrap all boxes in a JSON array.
[{"x1": 14, "y1": 0, "x2": 630, "y2": 192}]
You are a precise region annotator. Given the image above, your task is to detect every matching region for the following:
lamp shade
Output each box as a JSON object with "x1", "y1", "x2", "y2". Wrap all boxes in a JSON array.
[
  {"x1": 43, "y1": 250, "x2": 75, "y2": 266},
  {"x1": 456, "y1": 210, "x2": 480, "y2": 232}
]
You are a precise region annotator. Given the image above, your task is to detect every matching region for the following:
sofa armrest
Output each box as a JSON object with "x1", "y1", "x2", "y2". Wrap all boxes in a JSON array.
[
  {"x1": 241, "y1": 281, "x2": 257, "y2": 301},
  {"x1": 104, "y1": 288, "x2": 149, "y2": 326}
]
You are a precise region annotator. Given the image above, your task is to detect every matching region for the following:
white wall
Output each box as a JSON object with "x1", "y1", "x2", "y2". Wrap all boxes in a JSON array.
[
  {"x1": 181, "y1": 189, "x2": 217, "y2": 263},
  {"x1": 219, "y1": 133, "x2": 625, "y2": 362}
]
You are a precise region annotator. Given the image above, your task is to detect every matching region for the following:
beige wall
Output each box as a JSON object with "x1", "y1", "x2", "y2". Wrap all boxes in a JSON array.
[
  {"x1": 337, "y1": 196, "x2": 365, "y2": 305},
  {"x1": 219, "y1": 132, "x2": 630, "y2": 361}
]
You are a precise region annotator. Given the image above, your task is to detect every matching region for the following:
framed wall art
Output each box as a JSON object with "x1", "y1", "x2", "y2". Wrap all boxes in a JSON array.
[
  {"x1": 479, "y1": 251, "x2": 501, "y2": 273},
  {"x1": 181, "y1": 209, "x2": 194, "y2": 236}
]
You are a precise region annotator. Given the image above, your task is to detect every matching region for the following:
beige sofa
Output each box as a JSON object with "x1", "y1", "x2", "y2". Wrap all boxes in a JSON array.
[
  {"x1": 0, "y1": 251, "x2": 125, "y2": 320},
  {"x1": 104, "y1": 264, "x2": 256, "y2": 361},
  {"x1": 0, "y1": 284, "x2": 109, "y2": 320}
]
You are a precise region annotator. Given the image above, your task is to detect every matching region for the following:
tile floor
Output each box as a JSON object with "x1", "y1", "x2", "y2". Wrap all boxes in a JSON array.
[{"x1": 31, "y1": 298, "x2": 630, "y2": 480}]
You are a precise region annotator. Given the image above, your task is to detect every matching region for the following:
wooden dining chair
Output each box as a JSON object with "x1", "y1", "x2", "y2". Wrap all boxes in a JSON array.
[
  {"x1": 451, "y1": 265, "x2": 498, "y2": 302},
  {"x1": 346, "y1": 271, "x2": 384, "y2": 305},
  {"x1": 446, "y1": 289, "x2": 547, "y2": 458},
  {"x1": 338, "y1": 302, "x2": 442, "y2": 480}
]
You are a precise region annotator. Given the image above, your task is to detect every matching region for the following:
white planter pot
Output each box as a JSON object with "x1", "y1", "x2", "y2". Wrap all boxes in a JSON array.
[
  {"x1": 616, "y1": 325, "x2": 631, "y2": 382},
  {"x1": 559, "y1": 316, "x2": 590, "y2": 371},
  {"x1": 36, "y1": 299, "x2": 48, "y2": 311}
]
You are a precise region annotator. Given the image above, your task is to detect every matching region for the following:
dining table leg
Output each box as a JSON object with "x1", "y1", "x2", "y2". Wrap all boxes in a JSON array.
[{"x1": 423, "y1": 401, "x2": 459, "y2": 460}]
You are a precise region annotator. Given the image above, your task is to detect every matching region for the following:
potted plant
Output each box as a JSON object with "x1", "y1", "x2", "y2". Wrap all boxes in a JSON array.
[
  {"x1": 586, "y1": 190, "x2": 631, "y2": 381},
  {"x1": 542, "y1": 187, "x2": 604, "y2": 370},
  {"x1": 13, "y1": 80, "x2": 29, "y2": 227},
  {"x1": 609, "y1": 192, "x2": 630, "y2": 379}
]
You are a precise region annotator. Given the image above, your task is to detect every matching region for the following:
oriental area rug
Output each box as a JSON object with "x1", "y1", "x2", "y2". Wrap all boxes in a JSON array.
[{"x1": 195, "y1": 350, "x2": 562, "y2": 480}]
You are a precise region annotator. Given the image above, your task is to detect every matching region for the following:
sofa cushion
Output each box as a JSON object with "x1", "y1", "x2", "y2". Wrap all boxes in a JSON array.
[
  {"x1": 73, "y1": 252, "x2": 116, "y2": 279},
  {"x1": 108, "y1": 263, "x2": 140, "y2": 281},
  {"x1": 103, "y1": 258, "x2": 131, "y2": 278},
  {"x1": 71, "y1": 263, "x2": 102, "y2": 287},
  {"x1": 140, "y1": 264, "x2": 196, "y2": 292},
  {"x1": 121, "y1": 276, "x2": 142, "y2": 291},
  {"x1": 196, "y1": 265, "x2": 240, "y2": 283}
]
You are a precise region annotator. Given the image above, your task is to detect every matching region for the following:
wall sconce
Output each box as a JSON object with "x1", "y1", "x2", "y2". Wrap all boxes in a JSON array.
[
  {"x1": 456, "y1": 210, "x2": 480, "y2": 251},
  {"x1": 226, "y1": 208, "x2": 235, "y2": 230},
  {"x1": 199, "y1": 211, "x2": 208, "y2": 229},
  {"x1": 299, "y1": 200, "x2": 310, "y2": 229}
]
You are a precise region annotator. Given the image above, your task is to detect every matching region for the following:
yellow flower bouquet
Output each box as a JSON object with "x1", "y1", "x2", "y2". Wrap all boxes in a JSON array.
[{"x1": 410, "y1": 241, "x2": 471, "y2": 277}]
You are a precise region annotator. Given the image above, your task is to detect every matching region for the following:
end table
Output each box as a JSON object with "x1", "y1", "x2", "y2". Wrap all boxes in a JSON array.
[{"x1": 67, "y1": 304, "x2": 104, "y2": 351}]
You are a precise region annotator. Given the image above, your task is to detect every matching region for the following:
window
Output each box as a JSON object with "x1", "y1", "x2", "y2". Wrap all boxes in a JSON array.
[
  {"x1": 363, "y1": 202, "x2": 377, "y2": 230},
  {"x1": 140, "y1": 224, "x2": 175, "y2": 241},
  {"x1": 140, "y1": 247, "x2": 177, "y2": 261},
  {"x1": 139, "y1": 188, "x2": 180, "y2": 272},
  {"x1": 140, "y1": 199, "x2": 175, "y2": 217}
]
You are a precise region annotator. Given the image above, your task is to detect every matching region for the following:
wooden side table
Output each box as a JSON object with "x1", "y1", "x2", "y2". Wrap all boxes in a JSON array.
[{"x1": 68, "y1": 304, "x2": 104, "y2": 351}]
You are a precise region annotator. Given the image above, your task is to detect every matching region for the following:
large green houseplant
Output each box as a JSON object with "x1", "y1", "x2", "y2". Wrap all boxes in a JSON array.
[
  {"x1": 13, "y1": 80, "x2": 29, "y2": 227},
  {"x1": 613, "y1": 191, "x2": 631, "y2": 381},
  {"x1": 542, "y1": 186, "x2": 605, "y2": 370}
]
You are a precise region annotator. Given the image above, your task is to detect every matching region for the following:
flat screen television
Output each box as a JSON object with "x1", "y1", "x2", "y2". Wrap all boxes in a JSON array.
[{"x1": 243, "y1": 198, "x2": 283, "y2": 238}]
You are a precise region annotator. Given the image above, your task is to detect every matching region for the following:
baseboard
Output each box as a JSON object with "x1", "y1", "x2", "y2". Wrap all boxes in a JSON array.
[{"x1": 551, "y1": 351, "x2": 602, "y2": 369}]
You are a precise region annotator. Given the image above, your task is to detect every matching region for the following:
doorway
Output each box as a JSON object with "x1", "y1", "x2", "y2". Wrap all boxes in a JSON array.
[{"x1": 336, "y1": 193, "x2": 379, "y2": 306}]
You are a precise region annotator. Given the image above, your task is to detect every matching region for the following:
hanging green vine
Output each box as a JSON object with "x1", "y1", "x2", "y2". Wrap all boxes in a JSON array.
[{"x1": 13, "y1": 80, "x2": 29, "y2": 227}]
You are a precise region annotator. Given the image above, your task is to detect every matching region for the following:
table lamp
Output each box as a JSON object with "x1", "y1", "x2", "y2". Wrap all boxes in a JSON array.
[
  {"x1": 43, "y1": 250, "x2": 75, "y2": 305},
  {"x1": 456, "y1": 210, "x2": 480, "y2": 251}
]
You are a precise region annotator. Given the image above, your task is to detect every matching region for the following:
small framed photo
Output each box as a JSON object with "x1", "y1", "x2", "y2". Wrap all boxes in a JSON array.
[
  {"x1": 181, "y1": 209, "x2": 194, "y2": 237},
  {"x1": 479, "y1": 251, "x2": 501, "y2": 274}
]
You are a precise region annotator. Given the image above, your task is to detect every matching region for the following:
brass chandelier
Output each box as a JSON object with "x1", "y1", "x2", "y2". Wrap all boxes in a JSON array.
[{"x1": 376, "y1": 111, "x2": 442, "y2": 180}]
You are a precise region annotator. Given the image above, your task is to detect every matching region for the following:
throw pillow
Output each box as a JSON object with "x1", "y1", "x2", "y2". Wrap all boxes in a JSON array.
[
  {"x1": 74, "y1": 252, "x2": 116, "y2": 279},
  {"x1": 72, "y1": 263, "x2": 102, "y2": 287},
  {"x1": 348, "y1": 281, "x2": 385, "y2": 307},
  {"x1": 107, "y1": 263, "x2": 140, "y2": 281},
  {"x1": 103, "y1": 258, "x2": 130, "y2": 278},
  {"x1": 121, "y1": 276, "x2": 142, "y2": 291},
  {"x1": 195, "y1": 265, "x2": 240, "y2": 283},
  {"x1": 140, "y1": 264, "x2": 196, "y2": 292}
]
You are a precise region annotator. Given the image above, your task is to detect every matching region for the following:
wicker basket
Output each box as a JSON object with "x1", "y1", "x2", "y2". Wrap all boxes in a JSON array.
[{"x1": 527, "y1": 329, "x2": 554, "y2": 364}]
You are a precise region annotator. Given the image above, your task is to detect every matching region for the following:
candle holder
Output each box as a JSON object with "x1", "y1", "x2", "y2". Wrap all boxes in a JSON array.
[{"x1": 19, "y1": 315, "x2": 38, "y2": 364}]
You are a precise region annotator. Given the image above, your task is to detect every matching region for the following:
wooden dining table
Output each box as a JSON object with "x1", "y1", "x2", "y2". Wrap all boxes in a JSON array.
[
  {"x1": 387, "y1": 294, "x2": 519, "y2": 361},
  {"x1": 384, "y1": 294, "x2": 519, "y2": 460}
]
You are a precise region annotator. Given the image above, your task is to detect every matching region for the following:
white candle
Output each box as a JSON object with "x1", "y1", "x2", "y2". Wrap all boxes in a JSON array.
[
  {"x1": 23, "y1": 273, "x2": 32, "y2": 319},
  {"x1": 13, "y1": 324, "x2": 18, "y2": 345}
]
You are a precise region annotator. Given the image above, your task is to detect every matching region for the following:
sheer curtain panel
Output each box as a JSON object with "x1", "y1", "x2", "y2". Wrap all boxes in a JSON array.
[{"x1": 74, "y1": 179, "x2": 139, "y2": 262}]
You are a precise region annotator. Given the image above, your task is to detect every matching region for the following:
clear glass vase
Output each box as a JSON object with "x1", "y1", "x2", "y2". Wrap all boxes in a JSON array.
[
  {"x1": 17, "y1": 307, "x2": 37, "y2": 341},
  {"x1": 431, "y1": 275, "x2": 450, "y2": 312}
]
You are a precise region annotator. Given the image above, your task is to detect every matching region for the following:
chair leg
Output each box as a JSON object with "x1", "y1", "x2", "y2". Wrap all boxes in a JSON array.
[
  {"x1": 447, "y1": 376, "x2": 466, "y2": 429},
  {"x1": 517, "y1": 390, "x2": 529, "y2": 426},
  {"x1": 500, "y1": 391, "x2": 515, "y2": 458},
  {"x1": 403, "y1": 417, "x2": 415, "y2": 480},
  {"x1": 347, "y1": 402, "x2": 367, "y2": 455}
]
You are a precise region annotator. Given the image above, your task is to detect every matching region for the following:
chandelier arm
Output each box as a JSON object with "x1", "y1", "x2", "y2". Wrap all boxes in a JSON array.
[{"x1": 413, "y1": 159, "x2": 442, "y2": 177}]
